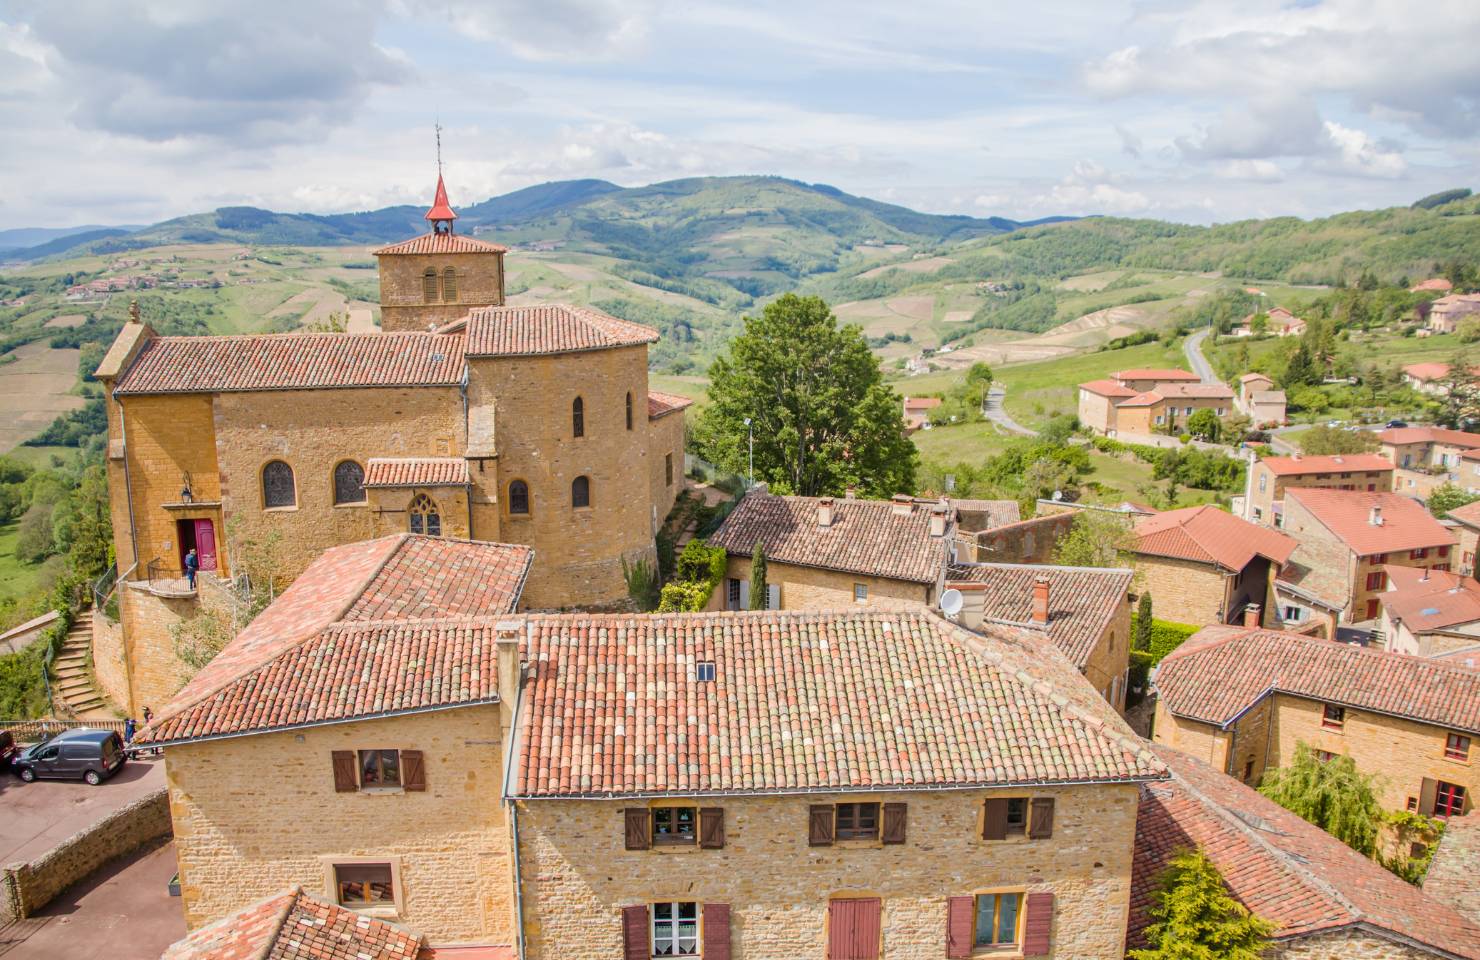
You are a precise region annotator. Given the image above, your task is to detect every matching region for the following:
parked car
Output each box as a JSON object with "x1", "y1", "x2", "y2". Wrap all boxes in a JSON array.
[
  {"x1": 1386, "y1": 420, "x2": 1408, "y2": 429},
  {"x1": 0, "y1": 729, "x2": 16, "y2": 766},
  {"x1": 11, "y1": 728, "x2": 127, "y2": 785}
]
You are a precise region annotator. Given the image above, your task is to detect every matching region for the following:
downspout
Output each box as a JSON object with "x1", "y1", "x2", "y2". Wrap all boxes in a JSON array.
[
  {"x1": 461, "y1": 369, "x2": 474, "y2": 541},
  {"x1": 114, "y1": 392, "x2": 142, "y2": 716},
  {"x1": 502, "y1": 661, "x2": 529, "y2": 960}
]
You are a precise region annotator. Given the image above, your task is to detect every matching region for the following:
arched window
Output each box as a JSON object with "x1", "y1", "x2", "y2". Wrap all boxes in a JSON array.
[
  {"x1": 571, "y1": 475, "x2": 591, "y2": 509},
  {"x1": 422, "y1": 268, "x2": 438, "y2": 303},
  {"x1": 508, "y1": 479, "x2": 530, "y2": 515},
  {"x1": 262, "y1": 460, "x2": 296, "y2": 508},
  {"x1": 332, "y1": 460, "x2": 365, "y2": 505},
  {"x1": 442, "y1": 267, "x2": 458, "y2": 302},
  {"x1": 409, "y1": 494, "x2": 441, "y2": 536},
  {"x1": 625, "y1": 391, "x2": 633, "y2": 431},
  {"x1": 572, "y1": 396, "x2": 585, "y2": 438}
]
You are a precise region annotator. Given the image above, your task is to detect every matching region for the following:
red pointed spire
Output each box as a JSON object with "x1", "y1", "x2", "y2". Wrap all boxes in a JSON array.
[{"x1": 425, "y1": 174, "x2": 457, "y2": 227}]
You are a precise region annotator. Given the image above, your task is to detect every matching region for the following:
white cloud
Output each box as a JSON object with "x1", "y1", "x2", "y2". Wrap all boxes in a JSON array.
[
  {"x1": 1214, "y1": 159, "x2": 1284, "y2": 183},
  {"x1": 415, "y1": 0, "x2": 660, "y2": 61},
  {"x1": 1315, "y1": 121, "x2": 1407, "y2": 179}
]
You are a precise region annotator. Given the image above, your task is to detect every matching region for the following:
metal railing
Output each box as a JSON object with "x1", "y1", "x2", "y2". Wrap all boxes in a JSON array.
[{"x1": 0, "y1": 718, "x2": 128, "y2": 744}]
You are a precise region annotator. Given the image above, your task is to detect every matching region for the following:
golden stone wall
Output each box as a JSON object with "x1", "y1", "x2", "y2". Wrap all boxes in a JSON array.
[
  {"x1": 378, "y1": 251, "x2": 505, "y2": 333},
  {"x1": 649, "y1": 412, "x2": 687, "y2": 524},
  {"x1": 1081, "y1": 596, "x2": 1132, "y2": 712},
  {"x1": 710, "y1": 557, "x2": 932, "y2": 612},
  {"x1": 90, "y1": 609, "x2": 129, "y2": 712},
  {"x1": 1133, "y1": 555, "x2": 1229, "y2": 626},
  {"x1": 117, "y1": 582, "x2": 199, "y2": 715},
  {"x1": 1151, "y1": 704, "x2": 1232, "y2": 773},
  {"x1": 1268, "y1": 930, "x2": 1438, "y2": 960}
]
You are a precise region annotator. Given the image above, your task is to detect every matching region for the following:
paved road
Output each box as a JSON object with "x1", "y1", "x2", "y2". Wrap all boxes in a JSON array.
[
  {"x1": 1183, "y1": 328, "x2": 1218, "y2": 383},
  {"x1": 0, "y1": 756, "x2": 164, "y2": 864},
  {"x1": 982, "y1": 387, "x2": 1036, "y2": 436}
]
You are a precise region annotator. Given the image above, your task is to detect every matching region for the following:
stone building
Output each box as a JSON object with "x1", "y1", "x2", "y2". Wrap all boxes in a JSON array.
[
  {"x1": 1451, "y1": 500, "x2": 1480, "y2": 579},
  {"x1": 1241, "y1": 453, "x2": 1394, "y2": 526},
  {"x1": 1376, "y1": 565, "x2": 1480, "y2": 661},
  {"x1": 1234, "y1": 372, "x2": 1286, "y2": 428},
  {"x1": 1076, "y1": 369, "x2": 1232, "y2": 438},
  {"x1": 93, "y1": 180, "x2": 690, "y2": 713},
  {"x1": 1153, "y1": 625, "x2": 1480, "y2": 820}
]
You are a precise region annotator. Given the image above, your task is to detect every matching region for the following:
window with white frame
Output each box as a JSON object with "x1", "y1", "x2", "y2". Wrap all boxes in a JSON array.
[{"x1": 651, "y1": 902, "x2": 699, "y2": 956}]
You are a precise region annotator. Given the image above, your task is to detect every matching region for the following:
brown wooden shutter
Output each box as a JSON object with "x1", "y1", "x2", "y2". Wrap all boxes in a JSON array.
[
  {"x1": 400, "y1": 750, "x2": 426, "y2": 792},
  {"x1": 1022, "y1": 892, "x2": 1053, "y2": 956},
  {"x1": 624, "y1": 808, "x2": 651, "y2": 850},
  {"x1": 882, "y1": 802, "x2": 907, "y2": 844},
  {"x1": 1028, "y1": 797, "x2": 1055, "y2": 839},
  {"x1": 331, "y1": 751, "x2": 357, "y2": 792},
  {"x1": 702, "y1": 903, "x2": 731, "y2": 960},
  {"x1": 1420, "y1": 777, "x2": 1439, "y2": 816},
  {"x1": 982, "y1": 799, "x2": 1009, "y2": 841},
  {"x1": 700, "y1": 807, "x2": 726, "y2": 849},
  {"x1": 945, "y1": 896, "x2": 974, "y2": 959},
  {"x1": 809, "y1": 804, "x2": 835, "y2": 846},
  {"x1": 828, "y1": 898, "x2": 881, "y2": 960},
  {"x1": 622, "y1": 904, "x2": 649, "y2": 960}
]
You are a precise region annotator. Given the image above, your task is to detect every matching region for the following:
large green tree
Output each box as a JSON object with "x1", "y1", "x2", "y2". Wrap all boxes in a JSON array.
[
  {"x1": 1129, "y1": 849, "x2": 1274, "y2": 960},
  {"x1": 1429, "y1": 482, "x2": 1480, "y2": 519},
  {"x1": 1298, "y1": 424, "x2": 1379, "y2": 456},
  {"x1": 694, "y1": 294, "x2": 917, "y2": 496},
  {"x1": 1259, "y1": 743, "x2": 1383, "y2": 857}
]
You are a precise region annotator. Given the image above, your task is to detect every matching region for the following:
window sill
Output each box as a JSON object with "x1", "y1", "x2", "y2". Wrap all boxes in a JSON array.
[
  {"x1": 833, "y1": 837, "x2": 884, "y2": 848},
  {"x1": 650, "y1": 842, "x2": 701, "y2": 853},
  {"x1": 346, "y1": 905, "x2": 400, "y2": 920},
  {"x1": 1442, "y1": 755, "x2": 1471, "y2": 766},
  {"x1": 334, "y1": 502, "x2": 369, "y2": 509},
  {"x1": 359, "y1": 786, "x2": 405, "y2": 796},
  {"x1": 980, "y1": 834, "x2": 1030, "y2": 845},
  {"x1": 263, "y1": 505, "x2": 299, "y2": 513}
]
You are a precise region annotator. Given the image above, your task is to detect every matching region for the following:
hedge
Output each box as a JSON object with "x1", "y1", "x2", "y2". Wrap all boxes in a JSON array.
[
  {"x1": 657, "y1": 539, "x2": 728, "y2": 612},
  {"x1": 1131, "y1": 613, "x2": 1200, "y2": 664}
]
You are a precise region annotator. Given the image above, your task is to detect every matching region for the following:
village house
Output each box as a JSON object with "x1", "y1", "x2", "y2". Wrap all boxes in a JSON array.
[
  {"x1": 1402, "y1": 362, "x2": 1477, "y2": 396},
  {"x1": 1412, "y1": 277, "x2": 1455, "y2": 294},
  {"x1": 1129, "y1": 505, "x2": 1296, "y2": 627},
  {"x1": 1131, "y1": 743, "x2": 1480, "y2": 959},
  {"x1": 91, "y1": 178, "x2": 690, "y2": 715},
  {"x1": 1076, "y1": 368, "x2": 1232, "y2": 437},
  {"x1": 1379, "y1": 425, "x2": 1480, "y2": 498},
  {"x1": 901, "y1": 396, "x2": 942, "y2": 430},
  {"x1": 1234, "y1": 372, "x2": 1286, "y2": 427},
  {"x1": 1153, "y1": 625, "x2": 1480, "y2": 822},
  {"x1": 1377, "y1": 565, "x2": 1480, "y2": 662},
  {"x1": 1240, "y1": 452, "x2": 1394, "y2": 526},
  {"x1": 1232, "y1": 306, "x2": 1306, "y2": 338},
  {"x1": 1278, "y1": 488, "x2": 1457, "y2": 623},
  {"x1": 1450, "y1": 500, "x2": 1480, "y2": 578},
  {"x1": 1428, "y1": 293, "x2": 1480, "y2": 334}
]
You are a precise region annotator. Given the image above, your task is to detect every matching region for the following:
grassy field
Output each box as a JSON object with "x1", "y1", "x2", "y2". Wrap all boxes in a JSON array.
[
  {"x1": 0, "y1": 519, "x2": 52, "y2": 608},
  {"x1": 995, "y1": 339, "x2": 1188, "y2": 430}
]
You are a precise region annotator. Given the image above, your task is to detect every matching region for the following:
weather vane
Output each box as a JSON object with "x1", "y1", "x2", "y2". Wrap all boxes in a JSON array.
[{"x1": 435, "y1": 121, "x2": 443, "y2": 176}]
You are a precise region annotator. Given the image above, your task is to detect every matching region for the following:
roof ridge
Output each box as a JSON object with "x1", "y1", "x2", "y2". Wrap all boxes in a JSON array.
[
  {"x1": 249, "y1": 886, "x2": 302, "y2": 960},
  {"x1": 324, "y1": 614, "x2": 518, "y2": 630},
  {"x1": 951, "y1": 560, "x2": 1136, "y2": 576},
  {"x1": 150, "y1": 330, "x2": 449, "y2": 344}
]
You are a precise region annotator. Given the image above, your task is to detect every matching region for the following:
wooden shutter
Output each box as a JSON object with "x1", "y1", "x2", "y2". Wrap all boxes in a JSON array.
[
  {"x1": 332, "y1": 751, "x2": 357, "y2": 792},
  {"x1": 702, "y1": 903, "x2": 731, "y2": 960},
  {"x1": 882, "y1": 802, "x2": 907, "y2": 844},
  {"x1": 1028, "y1": 797, "x2": 1055, "y2": 839},
  {"x1": 700, "y1": 807, "x2": 726, "y2": 849},
  {"x1": 809, "y1": 805, "x2": 835, "y2": 846},
  {"x1": 828, "y1": 898, "x2": 881, "y2": 960},
  {"x1": 982, "y1": 799, "x2": 1009, "y2": 841},
  {"x1": 1420, "y1": 777, "x2": 1439, "y2": 816},
  {"x1": 1022, "y1": 892, "x2": 1053, "y2": 956},
  {"x1": 625, "y1": 808, "x2": 652, "y2": 850},
  {"x1": 945, "y1": 896, "x2": 974, "y2": 959},
  {"x1": 621, "y1": 904, "x2": 649, "y2": 960},
  {"x1": 400, "y1": 751, "x2": 426, "y2": 791}
]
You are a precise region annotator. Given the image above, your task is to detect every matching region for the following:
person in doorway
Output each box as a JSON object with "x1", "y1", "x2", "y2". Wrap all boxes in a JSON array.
[{"x1": 185, "y1": 548, "x2": 199, "y2": 589}]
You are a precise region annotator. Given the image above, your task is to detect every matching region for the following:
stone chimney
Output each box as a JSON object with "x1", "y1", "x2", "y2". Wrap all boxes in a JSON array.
[
  {"x1": 495, "y1": 620, "x2": 523, "y2": 714},
  {"x1": 845, "y1": 486, "x2": 857, "y2": 499},
  {"x1": 1031, "y1": 577, "x2": 1050, "y2": 626},
  {"x1": 1243, "y1": 604, "x2": 1261, "y2": 628},
  {"x1": 818, "y1": 496, "x2": 835, "y2": 528},
  {"x1": 891, "y1": 494, "x2": 914, "y2": 516},
  {"x1": 1369, "y1": 505, "x2": 1383, "y2": 526},
  {"x1": 929, "y1": 502, "x2": 948, "y2": 537}
]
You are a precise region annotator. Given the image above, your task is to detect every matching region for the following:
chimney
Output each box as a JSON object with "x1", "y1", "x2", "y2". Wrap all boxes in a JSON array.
[
  {"x1": 1369, "y1": 505, "x2": 1383, "y2": 526},
  {"x1": 929, "y1": 502, "x2": 948, "y2": 537},
  {"x1": 891, "y1": 493, "x2": 914, "y2": 517},
  {"x1": 817, "y1": 496, "x2": 835, "y2": 528},
  {"x1": 1421, "y1": 567, "x2": 1430, "y2": 582},
  {"x1": 495, "y1": 620, "x2": 523, "y2": 716},
  {"x1": 1243, "y1": 603, "x2": 1261, "y2": 628},
  {"x1": 1031, "y1": 577, "x2": 1050, "y2": 626},
  {"x1": 845, "y1": 486, "x2": 857, "y2": 499}
]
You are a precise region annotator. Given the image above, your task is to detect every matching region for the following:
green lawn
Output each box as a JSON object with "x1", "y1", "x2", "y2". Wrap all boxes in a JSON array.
[
  {"x1": 3, "y1": 445, "x2": 82, "y2": 471},
  {"x1": 0, "y1": 519, "x2": 51, "y2": 608},
  {"x1": 995, "y1": 340, "x2": 1188, "y2": 430}
]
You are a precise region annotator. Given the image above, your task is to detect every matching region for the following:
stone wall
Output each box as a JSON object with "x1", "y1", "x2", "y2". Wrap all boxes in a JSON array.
[
  {"x1": 118, "y1": 582, "x2": 198, "y2": 716},
  {"x1": 1151, "y1": 702, "x2": 1232, "y2": 773},
  {"x1": 377, "y1": 250, "x2": 505, "y2": 333},
  {"x1": 516, "y1": 783, "x2": 1142, "y2": 960},
  {"x1": 1133, "y1": 555, "x2": 1228, "y2": 626},
  {"x1": 1081, "y1": 594, "x2": 1132, "y2": 712},
  {"x1": 166, "y1": 705, "x2": 512, "y2": 943},
  {"x1": 116, "y1": 393, "x2": 222, "y2": 581},
  {"x1": 1077, "y1": 391, "x2": 1115, "y2": 435},
  {"x1": 971, "y1": 512, "x2": 1076, "y2": 565},
  {"x1": 712, "y1": 557, "x2": 933, "y2": 612},
  {"x1": 91, "y1": 608, "x2": 129, "y2": 711},
  {"x1": 1268, "y1": 928, "x2": 1439, "y2": 959},
  {"x1": 649, "y1": 411, "x2": 687, "y2": 528},
  {"x1": 0, "y1": 787, "x2": 171, "y2": 923}
]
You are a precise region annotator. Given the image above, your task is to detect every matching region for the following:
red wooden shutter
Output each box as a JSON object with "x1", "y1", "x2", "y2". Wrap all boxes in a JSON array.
[
  {"x1": 945, "y1": 896, "x2": 974, "y2": 959},
  {"x1": 882, "y1": 803, "x2": 907, "y2": 844},
  {"x1": 400, "y1": 750, "x2": 425, "y2": 791},
  {"x1": 622, "y1": 904, "x2": 649, "y2": 960},
  {"x1": 331, "y1": 751, "x2": 357, "y2": 792},
  {"x1": 1028, "y1": 797, "x2": 1055, "y2": 839},
  {"x1": 828, "y1": 898, "x2": 881, "y2": 960},
  {"x1": 809, "y1": 805, "x2": 835, "y2": 846},
  {"x1": 702, "y1": 903, "x2": 731, "y2": 960},
  {"x1": 625, "y1": 808, "x2": 652, "y2": 850},
  {"x1": 1022, "y1": 892, "x2": 1053, "y2": 956},
  {"x1": 700, "y1": 807, "x2": 726, "y2": 849},
  {"x1": 982, "y1": 799, "x2": 1009, "y2": 840}
]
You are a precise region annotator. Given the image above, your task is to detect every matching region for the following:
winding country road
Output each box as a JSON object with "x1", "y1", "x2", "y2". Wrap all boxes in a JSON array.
[
  {"x1": 983, "y1": 386, "x2": 1036, "y2": 436},
  {"x1": 1183, "y1": 327, "x2": 1218, "y2": 383}
]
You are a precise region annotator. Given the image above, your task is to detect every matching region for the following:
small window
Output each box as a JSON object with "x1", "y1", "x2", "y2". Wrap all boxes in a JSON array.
[
  {"x1": 626, "y1": 391, "x2": 634, "y2": 431},
  {"x1": 973, "y1": 892, "x2": 1023, "y2": 948},
  {"x1": 1412, "y1": 548, "x2": 1429, "y2": 560},
  {"x1": 1322, "y1": 704, "x2": 1345, "y2": 730},
  {"x1": 665, "y1": 453, "x2": 674, "y2": 487},
  {"x1": 696, "y1": 661, "x2": 716, "y2": 682},
  {"x1": 1316, "y1": 750, "x2": 1337, "y2": 763},
  {"x1": 333, "y1": 460, "x2": 366, "y2": 505},
  {"x1": 1242, "y1": 759, "x2": 1254, "y2": 781},
  {"x1": 572, "y1": 475, "x2": 591, "y2": 509},
  {"x1": 1371, "y1": 553, "x2": 1388, "y2": 565},
  {"x1": 1436, "y1": 781, "x2": 1468, "y2": 818},
  {"x1": 853, "y1": 583, "x2": 868, "y2": 603},
  {"x1": 442, "y1": 266, "x2": 457, "y2": 302},
  {"x1": 359, "y1": 749, "x2": 400, "y2": 787},
  {"x1": 1446, "y1": 733, "x2": 1471, "y2": 761},
  {"x1": 652, "y1": 902, "x2": 699, "y2": 957},
  {"x1": 572, "y1": 397, "x2": 585, "y2": 438},
  {"x1": 1004, "y1": 798, "x2": 1027, "y2": 835},
  {"x1": 726, "y1": 578, "x2": 741, "y2": 610},
  {"x1": 653, "y1": 807, "x2": 697, "y2": 846},
  {"x1": 1365, "y1": 571, "x2": 1385, "y2": 591},
  {"x1": 1258, "y1": 474, "x2": 1267, "y2": 492},
  {"x1": 1439, "y1": 545, "x2": 1451, "y2": 558},
  {"x1": 508, "y1": 480, "x2": 530, "y2": 515},
  {"x1": 835, "y1": 802, "x2": 879, "y2": 841},
  {"x1": 409, "y1": 493, "x2": 441, "y2": 536},
  {"x1": 262, "y1": 460, "x2": 296, "y2": 508},
  {"x1": 335, "y1": 862, "x2": 394, "y2": 908},
  {"x1": 422, "y1": 268, "x2": 438, "y2": 302}
]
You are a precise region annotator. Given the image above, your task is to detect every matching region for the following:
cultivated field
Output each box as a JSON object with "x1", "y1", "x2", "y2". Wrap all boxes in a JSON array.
[{"x1": 0, "y1": 342, "x2": 84, "y2": 451}]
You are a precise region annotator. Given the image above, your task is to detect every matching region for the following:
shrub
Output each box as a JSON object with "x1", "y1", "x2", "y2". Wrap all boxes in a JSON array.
[{"x1": 1130, "y1": 614, "x2": 1199, "y2": 663}]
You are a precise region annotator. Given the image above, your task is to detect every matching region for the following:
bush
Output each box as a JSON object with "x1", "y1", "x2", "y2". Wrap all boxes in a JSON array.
[
  {"x1": 657, "y1": 580, "x2": 713, "y2": 613},
  {"x1": 1131, "y1": 614, "x2": 1199, "y2": 663},
  {"x1": 657, "y1": 539, "x2": 729, "y2": 612}
]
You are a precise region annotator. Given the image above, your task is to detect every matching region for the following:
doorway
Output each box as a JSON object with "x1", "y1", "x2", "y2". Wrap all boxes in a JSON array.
[{"x1": 176, "y1": 518, "x2": 218, "y2": 573}]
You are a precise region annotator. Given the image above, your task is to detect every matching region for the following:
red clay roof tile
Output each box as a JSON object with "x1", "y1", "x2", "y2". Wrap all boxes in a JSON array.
[
  {"x1": 1285, "y1": 488, "x2": 1455, "y2": 555},
  {"x1": 162, "y1": 887, "x2": 425, "y2": 960},
  {"x1": 648, "y1": 391, "x2": 693, "y2": 420},
  {"x1": 374, "y1": 233, "x2": 507, "y2": 255},
  {"x1": 364, "y1": 458, "x2": 470, "y2": 488},
  {"x1": 1113, "y1": 369, "x2": 1200, "y2": 381},
  {"x1": 1134, "y1": 505, "x2": 1296, "y2": 570},
  {"x1": 464, "y1": 304, "x2": 658, "y2": 357},
  {"x1": 1258, "y1": 454, "x2": 1394, "y2": 476}
]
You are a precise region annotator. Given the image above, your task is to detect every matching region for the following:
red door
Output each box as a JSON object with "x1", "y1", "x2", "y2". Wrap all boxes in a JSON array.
[
  {"x1": 828, "y1": 899, "x2": 881, "y2": 960},
  {"x1": 1365, "y1": 598, "x2": 1379, "y2": 620},
  {"x1": 194, "y1": 519, "x2": 218, "y2": 571}
]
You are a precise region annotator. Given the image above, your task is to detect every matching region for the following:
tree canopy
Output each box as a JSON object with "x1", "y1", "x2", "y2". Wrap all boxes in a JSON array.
[
  {"x1": 1298, "y1": 424, "x2": 1380, "y2": 456},
  {"x1": 1129, "y1": 849, "x2": 1274, "y2": 960},
  {"x1": 1259, "y1": 743, "x2": 1383, "y2": 857}
]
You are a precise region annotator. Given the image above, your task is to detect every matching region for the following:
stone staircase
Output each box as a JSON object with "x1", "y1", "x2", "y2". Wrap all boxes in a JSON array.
[{"x1": 52, "y1": 610, "x2": 111, "y2": 719}]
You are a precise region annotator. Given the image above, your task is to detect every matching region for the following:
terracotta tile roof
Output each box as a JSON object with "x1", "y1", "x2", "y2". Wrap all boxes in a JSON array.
[
  {"x1": 1130, "y1": 745, "x2": 1480, "y2": 957},
  {"x1": 113, "y1": 332, "x2": 464, "y2": 394},
  {"x1": 1151, "y1": 382, "x2": 1234, "y2": 399},
  {"x1": 162, "y1": 887, "x2": 425, "y2": 960},
  {"x1": 364, "y1": 457, "x2": 470, "y2": 488},
  {"x1": 1424, "y1": 811, "x2": 1480, "y2": 925},
  {"x1": 464, "y1": 304, "x2": 658, "y2": 357},
  {"x1": 1405, "y1": 362, "x2": 1456, "y2": 382},
  {"x1": 1078, "y1": 379, "x2": 1138, "y2": 398},
  {"x1": 1259, "y1": 453, "x2": 1394, "y2": 477},
  {"x1": 1118, "y1": 391, "x2": 1162, "y2": 407},
  {"x1": 1450, "y1": 500, "x2": 1480, "y2": 529},
  {"x1": 708, "y1": 492, "x2": 947, "y2": 584},
  {"x1": 946, "y1": 562, "x2": 1133, "y2": 670},
  {"x1": 1113, "y1": 369, "x2": 1200, "y2": 381},
  {"x1": 142, "y1": 534, "x2": 530, "y2": 744},
  {"x1": 373, "y1": 232, "x2": 507, "y2": 255},
  {"x1": 1274, "y1": 558, "x2": 1347, "y2": 612},
  {"x1": 904, "y1": 397, "x2": 944, "y2": 410},
  {"x1": 1379, "y1": 566, "x2": 1480, "y2": 632},
  {"x1": 948, "y1": 499, "x2": 1022, "y2": 528},
  {"x1": 1239, "y1": 372, "x2": 1275, "y2": 384},
  {"x1": 513, "y1": 609, "x2": 1166, "y2": 798},
  {"x1": 1379, "y1": 426, "x2": 1480, "y2": 448},
  {"x1": 1285, "y1": 488, "x2": 1455, "y2": 555},
  {"x1": 648, "y1": 391, "x2": 693, "y2": 420},
  {"x1": 1155, "y1": 626, "x2": 1480, "y2": 734},
  {"x1": 1134, "y1": 505, "x2": 1297, "y2": 570},
  {"x1": 1412, "y1": 278, "x2": 1454, "y2": 292}
]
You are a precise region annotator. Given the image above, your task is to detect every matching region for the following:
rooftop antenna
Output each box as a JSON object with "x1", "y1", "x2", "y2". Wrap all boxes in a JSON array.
[{"x1": 435, "y1": 120, "x2": 444, "y2": 177}]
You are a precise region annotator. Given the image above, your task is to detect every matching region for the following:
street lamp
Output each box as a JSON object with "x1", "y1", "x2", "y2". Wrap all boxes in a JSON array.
[{"x1": 743, "y1": 418, "x2": 753, "y2": 487}]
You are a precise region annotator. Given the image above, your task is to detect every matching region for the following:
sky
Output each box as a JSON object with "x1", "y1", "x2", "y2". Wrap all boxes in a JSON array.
[{"x1": 2, "y1": 0, "x2": 1479, "y2": 230}]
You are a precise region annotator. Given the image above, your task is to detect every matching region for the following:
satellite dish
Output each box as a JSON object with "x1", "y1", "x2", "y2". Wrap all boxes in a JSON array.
[
  {"x1": 1052, "y1": 490, "x2": 1064, "y2": 501},
  {"x1": 940, "y1": 589, "x2": 964, "y2": 618}
]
